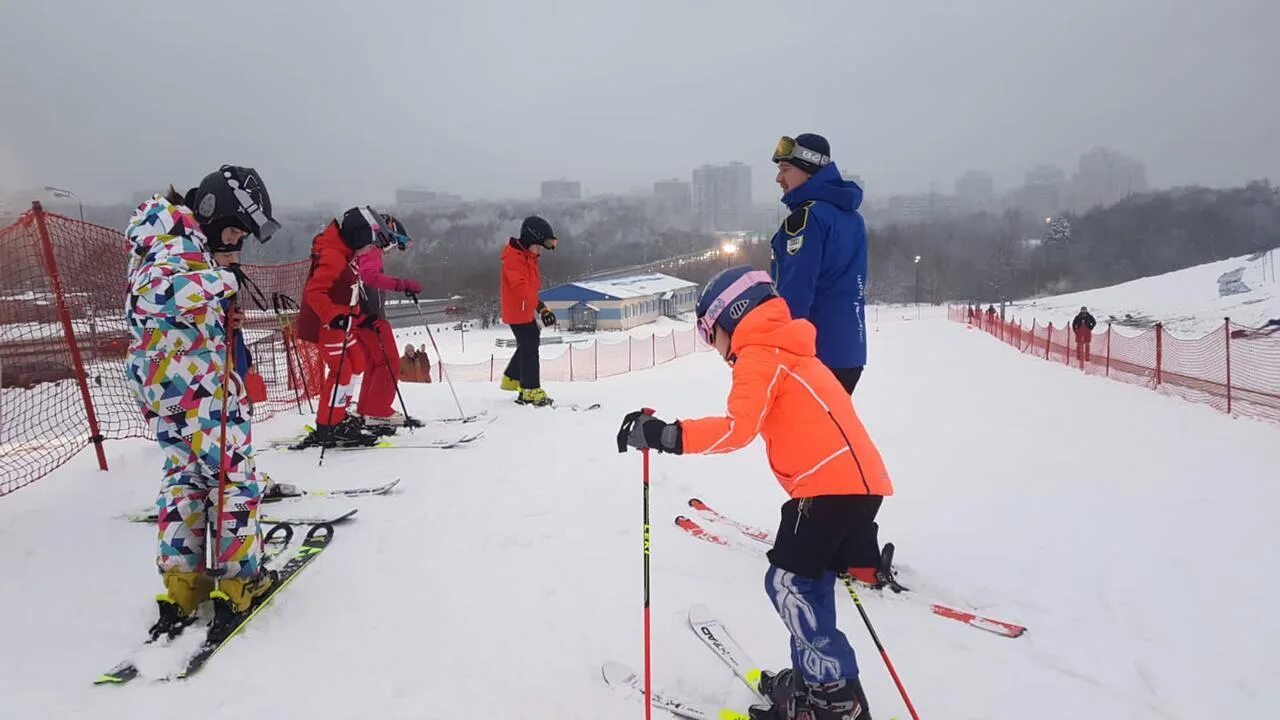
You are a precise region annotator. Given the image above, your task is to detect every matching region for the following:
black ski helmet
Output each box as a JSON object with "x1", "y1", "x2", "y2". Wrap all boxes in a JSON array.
[
  {"x1": 189, "y1": 165, "x2": 279, "y2": 250},
  {"x1": 518, "y1": 215, "x2": 558, "y2": 250},
  {"x1": 339, "y1": 206, "x2": 410, "y2": 251}
]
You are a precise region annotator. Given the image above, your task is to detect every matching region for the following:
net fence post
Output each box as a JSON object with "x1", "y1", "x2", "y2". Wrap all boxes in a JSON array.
[{"x1": 32, "y1": 201, "x2": 108, "y2": 471}]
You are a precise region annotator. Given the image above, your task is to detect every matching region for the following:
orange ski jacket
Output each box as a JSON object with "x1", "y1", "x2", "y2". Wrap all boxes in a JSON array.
[
  {"x1": 680, "y1": 299, "x2": 893, "y2": 499},
  {"x1": 500, "y1": 240, "x2": 541, "y2": 325}
]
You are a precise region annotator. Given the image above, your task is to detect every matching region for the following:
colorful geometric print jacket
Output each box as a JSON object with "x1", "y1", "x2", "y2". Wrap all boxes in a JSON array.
[{"x1": 124, "y1": 196, "x2": 239, "y2": 359}]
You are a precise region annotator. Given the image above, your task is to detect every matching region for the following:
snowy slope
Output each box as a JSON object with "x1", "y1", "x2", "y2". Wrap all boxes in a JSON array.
[
  {"x1": 1008, "y1": 250, "x2": 1279, "y2": 335},
  {"x1": 2, "y1": 313, "x2": 1278, "y2": 718}
]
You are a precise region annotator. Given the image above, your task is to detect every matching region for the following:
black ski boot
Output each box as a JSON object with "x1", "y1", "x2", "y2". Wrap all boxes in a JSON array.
[
  {"x1": 341, "y1": 413, "x2": 397, "y2": 437},
  {"x1": 148, "y1": 595, "x2": 197, "y2": 641},
  {"x1": 303, "y1": 421, "x2": 381, "y2": 448},
  {"x1": 750, "y1": 669, "x2": 803, "y2": 719},
  {"x1": 752, "y1": 670, "x2": 872, "y2": 720},
  {"x1": 207, "y1": 570, "x2": 279, "y2": 645},
  {"x1": 876, "y1": 543, "x2": 909, "y2": 594},
  {"x1": 807, "y1": 677, "x2": 871, "y2": 719}
]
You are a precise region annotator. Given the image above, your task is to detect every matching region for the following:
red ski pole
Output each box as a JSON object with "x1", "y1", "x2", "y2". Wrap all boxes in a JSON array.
[
  {"x1": 617, "y1": 407, "x2": 656, "y2": 720},
  {"x1": 841, "y1": 574, "x2": 920, "y2": 720},
  {"x1": 642, "y1": 441, "x2": 652, "y2": 720},
  {"x1": 211, "y1": 298, "x2": 239, "y2": 580}
]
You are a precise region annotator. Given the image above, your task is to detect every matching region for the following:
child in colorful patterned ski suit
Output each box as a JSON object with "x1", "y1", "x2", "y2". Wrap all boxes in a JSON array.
[{"x1": 124, "y1": 165, "x2": 280, "y2": 636}]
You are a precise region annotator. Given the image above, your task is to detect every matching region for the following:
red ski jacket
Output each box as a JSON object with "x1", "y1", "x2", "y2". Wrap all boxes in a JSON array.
[
  {"x1": 298, "y1": 222, "x2": 361, "y2": 342},
  {"x1": 500, "y1": 240, "x2": 541, "y2": 325}
]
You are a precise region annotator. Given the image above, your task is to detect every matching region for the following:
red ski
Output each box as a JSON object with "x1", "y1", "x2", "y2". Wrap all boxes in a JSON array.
[
  {"x1": 930, "y1": 604, "x2": 1027, "y2": 638},
  {"x1": 679, "y1": 497, "x2": 1029, "y2": 640},
  {"x1": 674, "y1": 515, "x2": 730, "y2": 546}
]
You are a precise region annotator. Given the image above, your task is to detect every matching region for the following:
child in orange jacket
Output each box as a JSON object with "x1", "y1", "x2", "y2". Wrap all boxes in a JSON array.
[
  {"x1": 618, "y1": 266, "x2": 893, "y2": 720},
  {"x1": 499, "y1": 216, "x2": 558, "y2": 407}
]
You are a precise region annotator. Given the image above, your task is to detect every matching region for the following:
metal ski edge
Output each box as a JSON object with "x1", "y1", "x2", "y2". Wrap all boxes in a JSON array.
[
  {"x1": 601, "y1": 660, "x2": 749, "y2": 720},
  {"x1": 174, "y1": 525, "x2": 335, "y2": 679}
]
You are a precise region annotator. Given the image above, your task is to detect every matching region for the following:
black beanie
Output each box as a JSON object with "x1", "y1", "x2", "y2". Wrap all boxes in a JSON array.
[
  {"x1": 519, "y1": 215, "x2": 557, "y2": 249},
  {"x1": 783, "y1": 133, "x2": 831, "y2": 175}
]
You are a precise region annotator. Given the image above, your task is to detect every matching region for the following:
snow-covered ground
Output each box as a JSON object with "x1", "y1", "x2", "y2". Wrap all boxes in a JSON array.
[
  {"x1": 1006, "y1": 250, "x2": 1279, "y2": 335},
  {"x1": 2, "y1": 310, "x2": 1277, "y2": 719}
]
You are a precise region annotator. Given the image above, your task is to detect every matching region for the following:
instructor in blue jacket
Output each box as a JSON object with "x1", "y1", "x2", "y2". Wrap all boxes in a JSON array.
[{"x1": 770, "y1": 133, "x2": 868, "y2": 394}]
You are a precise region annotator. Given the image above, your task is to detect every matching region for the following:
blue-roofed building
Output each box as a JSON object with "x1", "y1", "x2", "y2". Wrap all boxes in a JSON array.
[{"x1": 539, "y1": 273, "x2": 698, "y2": 331}]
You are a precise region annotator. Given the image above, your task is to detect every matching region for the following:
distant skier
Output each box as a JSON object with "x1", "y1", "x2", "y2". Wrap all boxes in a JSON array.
[
  {"x1": 985, "y1": 304, "x2": 997, "y2": 328},
  {"x1": 298, "y1": 206, "x2": 420, "y2": 446},
  {"x1": 124, "y1": 165, "x2": 281, "y2": 640},
  {"x1": 1072, "y1": 306, "x2": 1097, "y2": 363},
  {"x1": 618, "y1": 266, "x2": 894, "y2": 720},
  {"x1": 499, "y1": 215, "x2": 558, "y2": 406}
]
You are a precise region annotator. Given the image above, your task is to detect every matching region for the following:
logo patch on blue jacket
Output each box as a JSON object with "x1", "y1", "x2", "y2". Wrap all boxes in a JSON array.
[{"x1": 786, "y1": 235, "x2": 804, "y2": 255}]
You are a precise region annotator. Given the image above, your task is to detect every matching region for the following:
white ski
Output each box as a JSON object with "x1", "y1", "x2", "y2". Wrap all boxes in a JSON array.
[
  {"x1": 601, "y1": 660, "x2": 748, "y2": 720},
  {"x1": 688, "y1": 604, "x2": 768, "y2": 703}
]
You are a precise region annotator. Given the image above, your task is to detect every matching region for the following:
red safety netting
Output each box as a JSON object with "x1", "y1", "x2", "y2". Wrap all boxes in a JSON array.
[
  {"x1": 949, "y1": 306, "x2": 1280, "y2": 424},
  {"x1": 0, "y1": 204, "x2": 323, "y2": 496}
]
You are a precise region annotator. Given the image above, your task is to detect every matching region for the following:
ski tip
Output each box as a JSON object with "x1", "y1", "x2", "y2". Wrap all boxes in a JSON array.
[
  {"x1": 94, "y1": 674, "x2": 125, "y2": 685},
  {"x1": 601, "y1": 660, "x2": 637, "y2": 686},
  {"x1": 687, "y1": 602, "x2": 715, "y2": 624},
  {"x1": 688, "y1": 497, "x2": 706, "y2": 509},
  {"x1": 674, "y1": 515, "x2": 692, "y2": 525}
]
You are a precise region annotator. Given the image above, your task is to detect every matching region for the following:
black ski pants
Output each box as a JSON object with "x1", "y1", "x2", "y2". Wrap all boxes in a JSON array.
[
  {"x1": 503, "y1": 321, "x2": 541, "y2": 390},
  {"x1": 767, "y1": 494, "x2": 883, "y2": 579}
]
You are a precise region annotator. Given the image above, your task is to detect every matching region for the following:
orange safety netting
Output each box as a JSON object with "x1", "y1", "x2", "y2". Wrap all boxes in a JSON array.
[{"x1": 950, "y1": 306, "x2": 1280, "y2": 424}]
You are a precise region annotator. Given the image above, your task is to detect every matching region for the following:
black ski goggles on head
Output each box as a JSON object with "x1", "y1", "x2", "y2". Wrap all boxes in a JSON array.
[
  {"x1": 224, "y1": 169, "x2": 280, "y2": 242},
  {"x1": 772, "y1": 136, "x2": 831, "y2": 168}
]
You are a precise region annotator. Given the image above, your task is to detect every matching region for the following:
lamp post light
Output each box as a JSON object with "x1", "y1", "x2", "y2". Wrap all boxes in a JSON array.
[
  {"x1": 913, "y1": 255, "x2": 923, "y2": 319},
  {"x1": 44, "y1": 186, "x2": 84, "y2": 224},
  {"x1": 43, "y1": 185, "x2": 98, "y2": 354},
  {"x1": 721, "y1": 240, "x2": 738, "y2": 267}
]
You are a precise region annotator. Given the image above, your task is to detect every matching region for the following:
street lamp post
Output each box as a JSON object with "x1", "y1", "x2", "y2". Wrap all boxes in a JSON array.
[
  {"x1": 721, "y1": 240, "x2": 738, "y2": 268},
  {"x1": 43, "y1": 185, "x2": 98, "y2": 355},
  {"x1": 913, "y1": 255, "x2": 922, "y2": 319},
  {"x1": 44, "y1": 186, "x2": 84, "y2": 225}
]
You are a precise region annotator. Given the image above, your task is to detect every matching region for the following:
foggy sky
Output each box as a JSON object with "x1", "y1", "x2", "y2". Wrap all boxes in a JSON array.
[{"x1": 1, "y1": 0, "x2": 1277, "y2": 207}]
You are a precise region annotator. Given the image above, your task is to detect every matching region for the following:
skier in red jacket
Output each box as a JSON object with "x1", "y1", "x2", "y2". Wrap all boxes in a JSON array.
[
  {"x1": 298, "y1": 207, "x2": 420, "y2": 446},
  {"x1": 500, "y1": 216, "x2": 558, "y2": 406}
]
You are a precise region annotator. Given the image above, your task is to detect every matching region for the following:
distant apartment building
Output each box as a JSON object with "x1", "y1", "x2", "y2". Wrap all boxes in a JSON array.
[
  {"x1": 1071, "y1": 147, "x2": 1147, "y2": 212},
  {"x1": 692, "y1": 162, "x2": 752, "y2": 231},
  {"x1": 954, "y1": 170, "x2": 995, "y2": 211},
  {"x1": 1019, "y1": 164, "x2": 1069, "y2": 220},
  {"x1": 884, "y1": 192, "x2": 961, "y2": 224},
  {"x1": 395, "y1": 187, "x2": 462, "y2": 206},
  {"x1": 653, "y1": 178, "x2": 692, "y2": 215},
  {"x1": 540, "y1": 179, "x2": 582, "y2": 202}
]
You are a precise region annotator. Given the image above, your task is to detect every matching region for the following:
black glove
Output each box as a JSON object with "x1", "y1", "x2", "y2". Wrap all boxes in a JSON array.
[
  {"x1": 616, "y1": 409, "x2": 683, "y2": 455},
  {"x1": 538, "y1": 303, "x2": 557, "y2": 327},
  {"x1": 328, "y1": 315, "x2": 350, "y2": 330}
]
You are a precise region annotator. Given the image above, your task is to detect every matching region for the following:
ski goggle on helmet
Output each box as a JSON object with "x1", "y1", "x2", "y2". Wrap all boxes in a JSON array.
[
  {"x1": 696, "y1": 267, "x2": 776, "y2": 345},
  {"x1": 772, "y1": 136, "x2": 831, "y2": 168},
  {"x1": 355, "y1": 206, "x2": 413, "y2": 250}
]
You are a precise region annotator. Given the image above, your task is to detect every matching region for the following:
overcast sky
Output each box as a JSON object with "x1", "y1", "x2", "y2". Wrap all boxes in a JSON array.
[{"x1": 1, "y1": 0, "x2": 1276, "y2": 207}]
